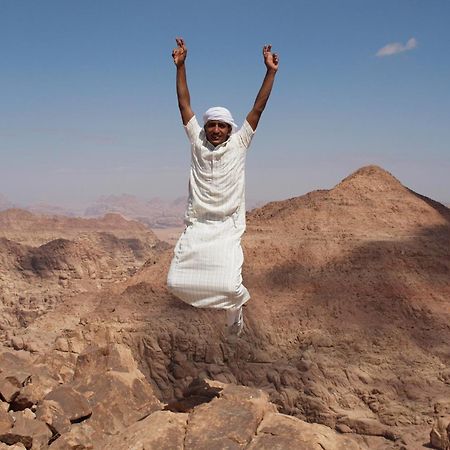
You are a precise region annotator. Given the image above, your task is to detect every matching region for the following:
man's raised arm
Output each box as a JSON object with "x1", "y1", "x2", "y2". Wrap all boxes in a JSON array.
[
  {"x1": 246, "y1": 45, "x2": 279, "y2": 131},
  {"x1": 172, "y1": 38, "x2": 194, "y2": 125}
]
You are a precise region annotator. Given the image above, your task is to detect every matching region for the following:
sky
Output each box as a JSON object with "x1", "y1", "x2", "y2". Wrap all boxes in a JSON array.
[{"x1": 1, "y1": 0, "x2": 449, "y2": 210}]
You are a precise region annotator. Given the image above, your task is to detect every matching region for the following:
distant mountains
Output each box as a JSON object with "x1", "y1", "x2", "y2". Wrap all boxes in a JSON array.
[
  {"x1": 0, "y1": 193, "x2": 185, "y2": 228},
  {"x1": 26, "y1": 203, "x2": 79, "y2": 217},
  {"x1": 84, "y1": 194, "x2": 187, "y2": 228},
  {"x1": 0, "y1": 193, "x2": 266, "y2": 228}
]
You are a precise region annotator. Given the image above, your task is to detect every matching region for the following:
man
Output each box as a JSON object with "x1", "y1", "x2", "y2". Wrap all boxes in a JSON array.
[{"x1": 167, "y1": 37, "x2": 278, "y2": 335}]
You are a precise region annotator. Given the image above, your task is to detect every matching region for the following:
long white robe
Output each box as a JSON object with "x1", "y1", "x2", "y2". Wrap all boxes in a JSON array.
[{"x1": 167, "y1": 116, "x2": 254, "y2": 309}]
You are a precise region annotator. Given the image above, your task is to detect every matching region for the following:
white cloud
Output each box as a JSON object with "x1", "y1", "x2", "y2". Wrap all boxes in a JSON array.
[{"x1": 376, "y1": 37, "x2": 418, "y2": 57}]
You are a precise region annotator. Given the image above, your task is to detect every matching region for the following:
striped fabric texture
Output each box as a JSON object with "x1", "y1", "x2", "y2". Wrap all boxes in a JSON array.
[{"x1": 167, "y1": 116, "x2": 254, "y2": 309}]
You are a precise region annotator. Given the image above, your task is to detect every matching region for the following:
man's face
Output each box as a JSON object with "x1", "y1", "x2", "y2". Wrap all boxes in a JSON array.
[{"x1": 204, "y1": 121, "x2": 232, "y2": 146}]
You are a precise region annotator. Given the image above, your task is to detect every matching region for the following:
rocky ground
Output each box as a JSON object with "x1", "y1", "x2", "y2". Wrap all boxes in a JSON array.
[
  {"x1": 1, "y1": 165, "x2": 450, "y2": 449},
  {"x1": 0, "y1": 212, "x2": 167, "y2": 347}
]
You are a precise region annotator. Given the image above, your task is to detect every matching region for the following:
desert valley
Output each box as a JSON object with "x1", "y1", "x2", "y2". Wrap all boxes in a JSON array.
[{"x1": 1, "y1": 165, "x2": 450, "y2": 449}]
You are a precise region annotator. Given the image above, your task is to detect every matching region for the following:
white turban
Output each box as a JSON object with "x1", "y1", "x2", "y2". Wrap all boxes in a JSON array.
[{"x1": 203, "y1": 107, "x2": 238, "y2": 133}]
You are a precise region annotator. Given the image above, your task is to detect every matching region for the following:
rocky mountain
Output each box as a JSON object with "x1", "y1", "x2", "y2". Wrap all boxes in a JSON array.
[{"x1": 1, "y1": 165, "x2": 450, "y2": 449}]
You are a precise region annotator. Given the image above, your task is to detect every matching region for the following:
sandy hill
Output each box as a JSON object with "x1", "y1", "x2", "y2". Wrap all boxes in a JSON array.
[{"x1": 2, "y1": 165, "x2": 450, "y2": 449}]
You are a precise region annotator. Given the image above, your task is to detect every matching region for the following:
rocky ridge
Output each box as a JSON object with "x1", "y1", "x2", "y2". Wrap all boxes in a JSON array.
[{"x1": 0, "y1": 212, "x2": 167, "y2": 349}]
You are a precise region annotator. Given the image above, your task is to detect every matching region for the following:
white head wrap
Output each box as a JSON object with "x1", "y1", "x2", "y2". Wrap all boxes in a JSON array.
[{"x1": 203, "y1": 107, "x2": 238, "y2": 133}]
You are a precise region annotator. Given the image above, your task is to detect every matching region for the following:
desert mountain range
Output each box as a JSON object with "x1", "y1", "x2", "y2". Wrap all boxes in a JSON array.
[
  {"x1": 0, "y1": 194, "x2": 267, "y2": 230},
  {"x1": 1, "y1": 165, "x2": 450, "y2": 449},
  {"x1": 0, "y1": 194, "x2": 186, "y2": 229},
  {"x1": 84, "y1": 194, "x2": 187, "y2": 228}
]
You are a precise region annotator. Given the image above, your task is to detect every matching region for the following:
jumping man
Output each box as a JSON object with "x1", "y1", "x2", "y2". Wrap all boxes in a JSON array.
[{"x1": 167, "y1": 38, "x2": 279, "y2": 335}]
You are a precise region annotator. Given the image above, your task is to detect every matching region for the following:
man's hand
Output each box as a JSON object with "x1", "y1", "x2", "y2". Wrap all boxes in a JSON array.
[
  {"x1": 172, "y1": 38, "x2": 187, "y2": 67},
  {"x1": 173, "y1": 37, "x2": 194, "y2": 125},
  {"x1": 246, "y1": 44, "x2": 279, "y2": 131},
  {"x1": 263, "y1": 45, "x2": 279, "y2": 72}
]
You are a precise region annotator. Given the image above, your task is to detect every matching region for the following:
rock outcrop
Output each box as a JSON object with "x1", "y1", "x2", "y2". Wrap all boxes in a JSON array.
[{"x1": 1, "y1": 345, "x2": 368, "y2": 449}]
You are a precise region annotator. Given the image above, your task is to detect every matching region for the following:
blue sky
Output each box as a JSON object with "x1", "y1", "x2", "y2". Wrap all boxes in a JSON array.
[{"x1": 1, "y1": 0, "x2": 449, "y2": 209}]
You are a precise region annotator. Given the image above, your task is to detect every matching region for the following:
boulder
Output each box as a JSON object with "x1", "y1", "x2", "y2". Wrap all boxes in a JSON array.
[
  {"x1": 184, "y1": 381, "x2": 275, "y2": 449},
  {"x1": 56, "y1": 343, "x2": 163, "y2": 442},
  {"x1": 10, "y1": 410, "x2": 36, "y2": 422},
  {"x1": 247, "y1": 412, "x2": 365, "y2": 450},
  {"x1": 40, "y1": 386, "x2": 92, "y2": 423},
  {"x1": 35, "y1": 400, "x2": 72, "y2": 436},
  {"x1": 0, "y1": 378, "x2": 21, "y2": 403},
  {"x1": 0, "y1": 443, "x2": 27, "y2": 450},
  {"x1": 48, "y1": 423, "x2": 95, "y2": 449},
  {"x1": 0, "y1": 352, "x2": 32, "y2": 378},
  {"x1": 0, "y1": 351, "x2": 61, "y2": 411},
  {"x1": 337, "y1": 415, "x2": 397, "y2": 440},
  {"x1": 32, "y1": 352, "x2": 77, "y2": 385},
  {"x1": 0, "y1": 415, "x2": 51, "y2": 449},
  {"x1": 73, "y1": 343, "x2": 140, "y2": 379},
  {"x1": 73, "y1": 370, "x2": 161, "y2": 436},
  {"x1": 0, "y1": 410, "x2": 13, "y2": 434},
  {"x1": 105, "y1": 411, "x2": 188, "y2": 449},
  {"x1": 12, "y1": 381, "x2": 53, "y2": 412}
]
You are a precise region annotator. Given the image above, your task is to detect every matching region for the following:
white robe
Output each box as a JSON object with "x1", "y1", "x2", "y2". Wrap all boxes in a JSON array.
[{"x1": 167, "y1": 116, "x2": 254, "y2": 309}]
